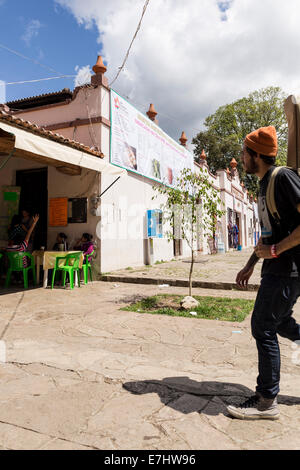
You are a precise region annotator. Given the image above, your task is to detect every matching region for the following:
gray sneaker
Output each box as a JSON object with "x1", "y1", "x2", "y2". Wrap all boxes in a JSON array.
[{"x1": 227, "y1": 393, "x2": 280, "y2": 420}]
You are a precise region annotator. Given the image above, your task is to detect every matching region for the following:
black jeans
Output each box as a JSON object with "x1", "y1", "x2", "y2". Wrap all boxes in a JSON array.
[{"x1": 251, "y1": 274, "x2": 300, "y2": 399}]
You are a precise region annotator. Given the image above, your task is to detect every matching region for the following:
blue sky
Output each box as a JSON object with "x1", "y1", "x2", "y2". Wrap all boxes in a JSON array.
[
  {"x1": 0, "y1": 0, "x2": 101, "y2": 103},
  {"x1": 1, "y1": 0, "x2": 300, "y2": 145}
]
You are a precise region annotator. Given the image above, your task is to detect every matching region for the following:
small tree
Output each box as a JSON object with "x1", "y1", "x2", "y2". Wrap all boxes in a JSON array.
[
  {"x1": 153, "y1": 167, "x2": 224, "y2": 297},
  {"x1": 192, "y1": 86, "x2": 288, "y2": 195}
]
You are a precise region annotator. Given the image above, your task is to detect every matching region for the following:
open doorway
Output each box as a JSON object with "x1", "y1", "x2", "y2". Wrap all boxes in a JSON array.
[
  {"x1": 16, "y1": 167, "x2": 48, "y2": 249},
  {"x1": 173, "y1": 213, "x2": 182, "y2": 257}
]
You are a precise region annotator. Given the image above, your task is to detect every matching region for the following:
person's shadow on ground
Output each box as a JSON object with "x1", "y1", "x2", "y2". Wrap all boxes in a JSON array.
[{"x1": 123, "y1": 377, "x2": 300, "y2": 417}]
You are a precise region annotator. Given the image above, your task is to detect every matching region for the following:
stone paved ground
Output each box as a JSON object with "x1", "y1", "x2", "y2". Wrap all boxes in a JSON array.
[
  {"x1": 105, "y1": 248, "x2": 262, "y2": 286},
  {"x1": 0, "y1": 278, "x2": 300, "y2": 450}
]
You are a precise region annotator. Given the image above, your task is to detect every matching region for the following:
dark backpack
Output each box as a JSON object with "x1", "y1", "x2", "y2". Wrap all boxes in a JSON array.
[{"x1": 266, "y1": 166, "x2": 300, "y2": 221}]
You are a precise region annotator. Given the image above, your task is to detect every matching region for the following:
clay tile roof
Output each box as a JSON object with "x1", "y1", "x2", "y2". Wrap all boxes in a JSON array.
[
  {"x1": 6, "y1": 88, "x2": 73, "y2": 110},
  {"x1": 0, "y1": 108, "x2": 104, "y2": 158}
]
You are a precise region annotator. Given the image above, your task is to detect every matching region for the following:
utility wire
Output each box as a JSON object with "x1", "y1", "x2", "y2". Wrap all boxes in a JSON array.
[
  {"x1": 124, "y1": 95, "x2": 202, "y2": 133},
  {"x1": 0, "y1": 43, "x2": 64, "y2": 76},
  {"x1": 5, "y1": 75, "x2": 76, "y2": 85},
  {"x1": 109, "y1": 0, "x2": 150, "y2": 87}
]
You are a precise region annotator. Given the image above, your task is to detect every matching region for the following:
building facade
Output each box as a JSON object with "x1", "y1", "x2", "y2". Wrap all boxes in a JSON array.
[{"x1": 0, "y1": 56, "x2": 258, "y2": 276}]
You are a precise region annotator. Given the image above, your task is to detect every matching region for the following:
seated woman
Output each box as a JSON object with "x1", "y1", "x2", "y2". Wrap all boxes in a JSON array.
[
  {"x1": 20, "y1": 209, "x2": 35, "y2": 252},
  {"x1": 8, "y1": 214, "x2": 27, "y2": 241},
  {"x1": 73, "y1": 233, "x2": 94, "y2": 263},
  {"x1": 6, "y1": 215, "x2": 39, "y2": 267},
  {"x1": 21, "y1": 209, "x2": 34, "y2": 231},
  {"x1": 53, "y1": 233, "x2": 68, "y2": 251}
]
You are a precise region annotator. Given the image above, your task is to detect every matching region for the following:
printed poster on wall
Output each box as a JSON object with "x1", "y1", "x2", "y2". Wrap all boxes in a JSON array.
[
  {"x1": 110, "y1": 90, "x2": 194, "y2": 187},
  {"x1": 49, "y1": 197, "x2": 68, "y2": 227}
]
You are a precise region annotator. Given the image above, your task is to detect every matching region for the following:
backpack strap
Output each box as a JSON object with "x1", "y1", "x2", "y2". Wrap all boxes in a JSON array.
[{"x1": 266, "y1": 166, "x2": 285, "y2": 221}]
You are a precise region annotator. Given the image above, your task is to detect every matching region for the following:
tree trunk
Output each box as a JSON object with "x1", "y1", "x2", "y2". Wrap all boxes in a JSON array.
[{"x1": 189, "y1": 249, "x2": 194, "y2": 297}]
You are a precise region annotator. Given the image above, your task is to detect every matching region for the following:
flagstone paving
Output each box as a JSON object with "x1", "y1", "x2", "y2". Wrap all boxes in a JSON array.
[
  {"x1": 0, "y1": 277, "x2": 299, "y2": 450},
  {"x1": 103, "y1": 248, "x2": 263, "y2": 288}
]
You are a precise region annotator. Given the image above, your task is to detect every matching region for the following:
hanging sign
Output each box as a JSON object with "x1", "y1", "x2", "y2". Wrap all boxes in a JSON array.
[{"x1": 110, "y1": 90, "x2": 194, "y2": 187}]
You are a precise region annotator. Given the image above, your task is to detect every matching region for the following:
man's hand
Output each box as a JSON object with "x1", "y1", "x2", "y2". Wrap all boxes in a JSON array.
[
  {"x1": 254, "y1": 238, "x2": 273, "y2": 259},
  {"x1": 236, "y1": 265, "x2": 254, "y2": 289}
]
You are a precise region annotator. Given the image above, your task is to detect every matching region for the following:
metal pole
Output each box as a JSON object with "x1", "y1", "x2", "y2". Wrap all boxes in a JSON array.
[
  {"x1": 0, "y1": 149, "x2": 15, "y2": 171},
  {"x1": 97, "y1": 176, "x2": 121, "y2": 199}
]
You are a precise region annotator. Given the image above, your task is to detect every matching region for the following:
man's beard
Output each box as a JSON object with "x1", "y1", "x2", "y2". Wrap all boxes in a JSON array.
[{"x1": 245, "y1": 156, "x2": 259, "y2": 174}]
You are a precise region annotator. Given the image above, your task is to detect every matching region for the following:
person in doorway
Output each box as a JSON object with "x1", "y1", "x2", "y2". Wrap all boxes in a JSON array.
[
  {"x1": 8, "y1": 214, "x2": 27, "y2": 241},
  {"x1": 20, "y1": 209, "x2": 35, "y2": 251},
  {"x1": 6, "y1": 214, "x2": 39, "y2": 268},
  {"x1": 74, "y1": 233, "x2": 94, "y2": 263},
  {"x1": 233, "y1": 223, "x2": 239, "y2": 249},
  {"x1": 227, "y1": 126, "x2": 300, "y2": 421},
  {"x1": 21, "y1": 209, "x2": 33, "y2": 231},
  {"x1": 53, "y1": 233, "x2": 68, "y2": 251}
]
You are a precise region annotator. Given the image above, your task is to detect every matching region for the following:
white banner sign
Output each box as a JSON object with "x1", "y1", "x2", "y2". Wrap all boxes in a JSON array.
[{"x1": 110, "y1": 90, "x2": 194, "y2": 186}]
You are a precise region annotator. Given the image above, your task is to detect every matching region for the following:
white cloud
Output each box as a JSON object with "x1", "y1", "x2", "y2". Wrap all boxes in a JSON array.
[
  {"x1": 55, "y1": 0, "x2": 300, "y2": 146},
  {"x1": 21, "y1": 19, "x2": 43, "y2": 46},
  {"x1": 0, "y1": 80, "x2": 6, "y2": 104},
  {"x1": 74, "y1": 65, "x2": 92, "y2": 87}
]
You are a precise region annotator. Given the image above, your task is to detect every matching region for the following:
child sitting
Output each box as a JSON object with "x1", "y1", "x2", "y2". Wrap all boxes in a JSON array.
[
  {"x1": 53, "y1": 233, "x2": 68, "y2": 251},
  {"x1": 74, "y1": 233, "x2": 94, "y2": 263}
]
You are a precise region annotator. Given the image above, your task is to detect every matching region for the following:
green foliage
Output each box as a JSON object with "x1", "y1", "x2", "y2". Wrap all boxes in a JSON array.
[
  {"x1": 152, "y1": 167, "x2": 225, "y2": 297},
  {"x1": 153, "y1": 167, "x2": 224, "y2": 249},
  {"x1": 140, "y1": 296, "x2": 159, "y2": 309},
  {"x1": 121, "y1": 294, "x2": 254, "y2": 322},
  {"x1": 192, "y1": 86, "x2": 288, "y2": 195}
]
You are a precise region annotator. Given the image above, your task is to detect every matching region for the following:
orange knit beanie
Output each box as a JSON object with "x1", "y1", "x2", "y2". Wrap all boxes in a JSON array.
[{"x1": 244, "y1": 126, "x2": 278, "y2": 157}]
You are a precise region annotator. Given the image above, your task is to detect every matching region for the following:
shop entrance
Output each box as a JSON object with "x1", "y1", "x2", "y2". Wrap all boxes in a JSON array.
[
  {"x1": 227, "y1": 208, "x2": 240, "y2": 249},
  {"x1": 16, "y1": 167, "x2": 48, "y2": 249},
  {"x1": 173, "y1": 213, "x2": 182, "y2": 257}
]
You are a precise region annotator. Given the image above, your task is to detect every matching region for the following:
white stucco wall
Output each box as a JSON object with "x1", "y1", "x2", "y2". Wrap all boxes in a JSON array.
[{"x1": 99, "y1": 170, "x2": 190, "y2": 272}]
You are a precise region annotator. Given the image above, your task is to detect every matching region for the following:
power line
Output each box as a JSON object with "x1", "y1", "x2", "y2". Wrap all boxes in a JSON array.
[
  {"x1": 5, "y1": 75, "x2": 76, "y2": 85},
  {"x1": 124, "y1": 95, "x2": 202, "y2": 133},
  {"x1": 109, "y1": 0, "x2": 150, "y2": 87},
  {"x1": 0, "y1": 43, "x2": 64, "y2": 76}
]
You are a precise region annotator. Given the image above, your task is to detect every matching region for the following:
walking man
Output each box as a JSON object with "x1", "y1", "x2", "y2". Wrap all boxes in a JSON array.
[{"x1": 227, "y1": 126, "x2": 300, "y2": 420}]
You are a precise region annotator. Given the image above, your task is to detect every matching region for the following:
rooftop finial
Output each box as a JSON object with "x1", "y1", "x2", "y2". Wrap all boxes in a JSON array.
[
  {"x1": 179, "y1": 131, "x2": 188, "y2": 147},
  {"x1": 230, "y1": 157, "x2": 238, "y2": 168},
  {"x1": 92, "y1": 55, "x2": 107, "y2": 75},
  {"x1": 200, "y1": 149, "x2": 207, "y2": 160},
  {"x1": 147, "y1": 103, "x2": 158, "y2": 121}
]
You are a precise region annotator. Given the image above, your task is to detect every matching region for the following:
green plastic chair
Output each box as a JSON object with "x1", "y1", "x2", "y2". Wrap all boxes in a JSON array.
[
  {"x1": 82, "y1": 250, "x2": 95, "y2": 284},
  {"x1": 5, "y1": 251, "x2": 36, "y2": 289},
  {"x1": 51, "y1": 252, "x2": 82, "y2": 290}
]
